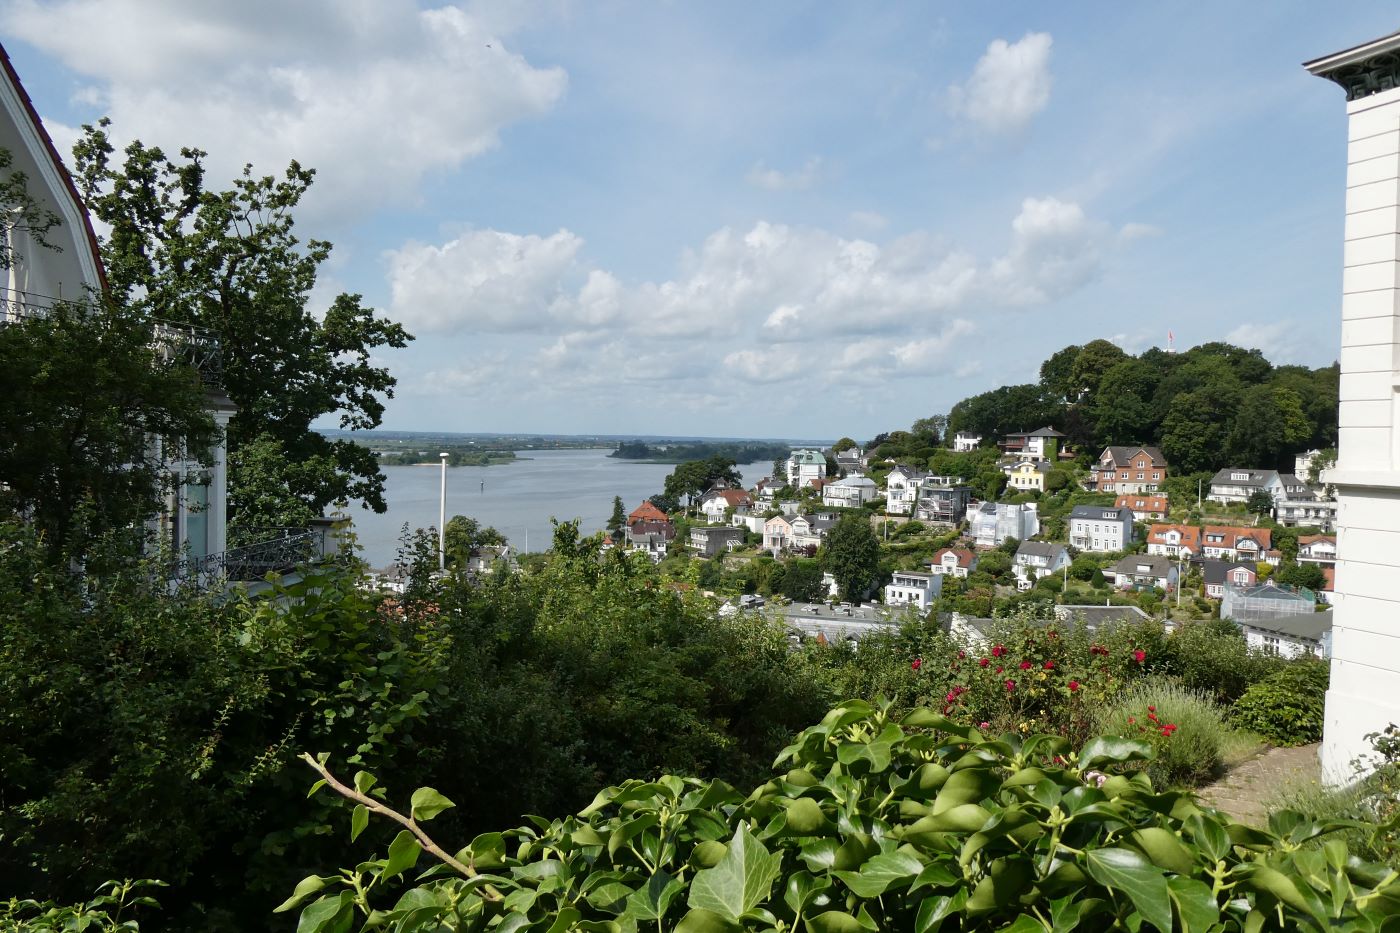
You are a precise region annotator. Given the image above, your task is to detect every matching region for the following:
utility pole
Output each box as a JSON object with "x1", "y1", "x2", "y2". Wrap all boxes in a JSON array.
[{"x1": 438, "y1": 452, "x2": 448, "y2": 571}]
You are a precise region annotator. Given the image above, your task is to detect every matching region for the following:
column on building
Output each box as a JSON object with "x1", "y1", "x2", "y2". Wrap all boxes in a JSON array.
[{"x1": 1306, "y1": 33, "x2": 1400, "y2": 781}]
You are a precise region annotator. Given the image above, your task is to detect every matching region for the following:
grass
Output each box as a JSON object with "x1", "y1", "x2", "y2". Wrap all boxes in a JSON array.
[
  {"x1": 1266, "y1": 774, "x2": 1399, "y2": 867},
  {"x1": 1218, "y1": 728, "x2": 1267, "y2": 770}
]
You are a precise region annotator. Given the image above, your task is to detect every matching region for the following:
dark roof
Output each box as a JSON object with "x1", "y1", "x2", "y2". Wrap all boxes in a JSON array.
[
  {"x1": 1239, "y1": 610, "x2": 1332, "y2": 643},
  {"x1": 1099, "y1": 445, "x2": 1167, "y2": 468},
  {"x1": 1109, "y1": 555, "x2": 1174, "y2": 577},
  {"x1": 1069, "y1": 505, "x2": 1132, "y2": 521},
  {"x1": 1199, "y1": 559, "x2": 1255, "y2": 586},
  {"x1": 1210, "y1": 468, "x2": 1274, "y2": 487},
  {"x1": 1053, "y1": 605, "x2": 1151, "y2": 631},
  {"x1": 1015, "y1": 541, "x2": 1067, "y2": 561}
]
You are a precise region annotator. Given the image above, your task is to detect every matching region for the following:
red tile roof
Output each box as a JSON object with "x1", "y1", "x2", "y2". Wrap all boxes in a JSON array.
[
  {"x1": 931, "y1": 547, "x2": 976, "y2": 569},
  {"x1": 628, "y1": 501, "x2": 671, "y2": 524},
  {"x1": 1116, "y1": 494, "x2": 1168, "y2": 513},
  {"x1": 1147, "y1": 524, "x2": 1201, "y2": 551},
  {"x1": 1203, "y1": 526, "x2": 1272, "y2": 552}
]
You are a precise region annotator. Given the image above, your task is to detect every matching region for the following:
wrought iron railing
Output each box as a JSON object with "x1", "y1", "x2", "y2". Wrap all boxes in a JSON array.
[
  {"x1": 0, "y1": 287, "x2": 223, "y2": 386},
  {"x1": 181, "y1": 526, "x2": 320, "y2": 583}
]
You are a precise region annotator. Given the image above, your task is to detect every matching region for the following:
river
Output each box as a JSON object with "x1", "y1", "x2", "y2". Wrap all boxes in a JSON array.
[{"x1": 342, "y1": 448, "x2": 759, "y2": 568}]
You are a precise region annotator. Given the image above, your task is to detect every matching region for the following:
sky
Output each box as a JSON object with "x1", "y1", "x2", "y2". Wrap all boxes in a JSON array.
[{"x1": 0, "y1": 2, "x2": 1392, "y2": 440}]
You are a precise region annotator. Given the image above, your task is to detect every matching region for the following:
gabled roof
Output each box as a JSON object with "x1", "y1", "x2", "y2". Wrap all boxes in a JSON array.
[
  {"x1": 1202, "y1": 525, "x2": 1273, "y2": 551},
  {"x1": 628, "y1": 501, "x2": 671, "y2": 524},
  {"x1": 1147, "y1": 524, "x2": 1200, "y2": 551},
  {"x1": 1239, "y1": 609, "x2": 1332, "y2": 642},
  {"x1": 703, "y1": 489, "x2": 752, "y2": 507},
  {"x1": 1116, "y1": 494, "x2": 1168, "y2": 512},
  {"x1": 790, "y1": 449, "x2": 825, "y2": 464},
  {"x1": 931, "y1": 547, "x2": 976, "y2": 568},
  {"x1": 1015, "y1": 541, "x2": 1067, "y2": 562},
  {"x1": 1099, "y1": 446, "x2": 1167, "y2": 468},
  {"x1": 0, "y1": 44, "x2": 107, "y2": 292},
  {"x1": 1210, "y1": 468, "x2": 1276, "y2": 487},
  {"x1": 1109, "y1": 554, "x2": 1175, "y2": 577},
  {"x1": 1199, "y1": 559, "x2": 1256, "y2": 587}
]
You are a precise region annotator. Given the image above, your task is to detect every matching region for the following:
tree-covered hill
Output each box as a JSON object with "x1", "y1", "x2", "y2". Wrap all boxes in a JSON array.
[{"x1": 932, "y1": 340, "x2": 1337, "y2": 473}]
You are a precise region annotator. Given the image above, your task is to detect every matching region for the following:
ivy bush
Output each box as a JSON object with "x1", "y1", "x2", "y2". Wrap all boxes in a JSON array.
[
  {"x1": 285, "y1": 700, "x2": 1400, "y2": 932},
  {"x1": 1230, "y1": 663, "x2": 1330, "y2": 747}
]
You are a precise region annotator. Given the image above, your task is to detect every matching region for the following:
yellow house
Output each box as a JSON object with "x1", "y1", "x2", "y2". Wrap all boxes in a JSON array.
[{"x1": 1007, "y1": 460, "x2": 1050, "y2": 493}]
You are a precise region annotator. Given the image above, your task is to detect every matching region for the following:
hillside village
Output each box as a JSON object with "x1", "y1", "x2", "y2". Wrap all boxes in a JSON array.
[{"x1": 603, "y1": 419, "x2": 1338, "y2": 660}]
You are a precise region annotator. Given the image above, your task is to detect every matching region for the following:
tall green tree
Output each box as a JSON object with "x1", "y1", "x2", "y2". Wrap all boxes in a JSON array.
[
  {"x1": 607, "y1": 495, "x2": 626, "y2": 537},
  {"x1": 820, "y1": 514, "x2": 881, "y2": 601},
  {"x1": 443, "y1": 514, "x2": 506, "y2": 566},
  {"x1": 71, "y1": 120, "x2": 412, "y2": 524},
  {"x1": 662, "y1": 456, "x2": 740, "y2": 509},
  {"x1": 0, "y1": 300, "x2": 215, "y2": 559}
]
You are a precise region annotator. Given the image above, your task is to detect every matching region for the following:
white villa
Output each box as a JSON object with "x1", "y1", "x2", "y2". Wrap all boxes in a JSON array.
[
  {"x1": 786, "y1": 449, "x2": 827, "y2": 487},
  {"x1": 883, "y1": 570, "x2": 941, "y2": 610},
  {"x1": 822, "y1": 474, "x2": 877, "y2": 509}
]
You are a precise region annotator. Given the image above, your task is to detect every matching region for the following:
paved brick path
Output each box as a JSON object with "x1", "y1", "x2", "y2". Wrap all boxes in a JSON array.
[{"x1": 1195, "y1": 743, "x2": 1321, "y2": 826}]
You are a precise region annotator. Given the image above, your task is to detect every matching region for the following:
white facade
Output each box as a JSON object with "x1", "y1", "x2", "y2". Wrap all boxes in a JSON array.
[
  {"x1": 822, "y1": 474, "x2": 877, "y2": 509},
  {"x1": 1013, "y1": 542, "x2": 1070, "y2": 591},
  {"x1": 969, "y1": 501, "x2": 1039, "y2": 548},
  {"x1": 1307, "y1": 34, "x2": 1400, "y2": 781},
  {"x1": 786, "y1": 449, "x2": 827, "y2": 487},
  {"x1": 952, "y1": 432, "x2": 982, "y2": 452},
  {"x1": 1068, "y1": 506, "x2": 1134, "y2": 552},
  {"x1": 884, "y1": 467, "x2": 925, "y2": 515},
  {"x1": 883, "y1": 570, "x2": 941, "y2": 609}
]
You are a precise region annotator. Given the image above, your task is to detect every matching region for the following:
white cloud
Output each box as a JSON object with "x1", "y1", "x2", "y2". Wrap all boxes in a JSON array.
[
  {"x1": 389, "y1": 195, "x2": 1122, "y2": 395},
  {"x1": 1, "y1": 0, "x2": 567, "y2": 221},
  {"x1": 988, "y1": 197, "x2": 1104, "y2": 304},
  {"x1": 950, "y1": 32, "x2": 1052, "y2": 134},
  {"x1": 1224, "y1": 321, "x2": 1306, "y2": 362},
  {"x1": 386, "y1": 229, "x2": 585, "y2": 333},
  {"x1": 746, "y1": 156, "x2": 823, "y2": 191}
]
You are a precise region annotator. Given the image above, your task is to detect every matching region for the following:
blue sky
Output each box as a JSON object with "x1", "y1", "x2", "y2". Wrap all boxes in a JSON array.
[{"x1": 0, "y1": 2, "x2": 1391, "y2": 439}]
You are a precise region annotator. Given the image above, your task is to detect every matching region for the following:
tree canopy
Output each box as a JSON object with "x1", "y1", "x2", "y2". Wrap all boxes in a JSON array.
[
  {"x1": 71, "y1": 120, "x2": 413, "y2": 525},
  {"x1": 820, "y1": 514, "x2": 881, "y2": 601}
]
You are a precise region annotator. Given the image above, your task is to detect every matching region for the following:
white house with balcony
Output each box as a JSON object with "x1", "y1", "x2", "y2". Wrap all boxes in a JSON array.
[
  {"x1": 952, "y1": 432, "x2": 982, "y2": 452},
  {"x1": 786, "y1": 449, "x2": 827, "y2": 487},
  {"x1": 1012, "y1": 541, "x2": 1070, "y2": 590},
  {"x1": 0, "y1": 45, "x2": 243, "y2": 577},
  {"x1": 883, "y1": 466, "x2": 928, "y2": 515},
  {"x1": 883, "y1": 570, "x2": 941, "y2": 610},
  {"x1": 822, "y1": 474, "x2": 877, "y2": 509},
  {"x1": 1068, "y1": 506, "x2": 1134, "y2": 552},
  {"x1": 969, "y1": 501, "x2": 1039, "y2": 549}
]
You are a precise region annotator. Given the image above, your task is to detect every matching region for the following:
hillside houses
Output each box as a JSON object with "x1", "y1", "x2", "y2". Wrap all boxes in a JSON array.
[
  {"x1": 626, "y1": 500, "x2": 675, "y2": 562},
  {"x1": 822, "y1": 474, "x2": 877, "y2": 509},
  {"x1": 1200, "y1": 560, "x2": 1257, "y2": 598},
  {"x1": 999, "y1": 427, "x2": 1063, "y2": 461},
  {"x1": 952, "y1": 432, "x2": 982, "y2": 452},
  {"x1": 1207, "y1": 469, "x2": 1333, "y2": 528},
  {"x1": 915, "y1": 483, "x2": 973, "y2": 526},
  {"x1": 1013, "y1": 541, "x2": 1069, "y2": 590},
  {"x1": 1005, "y1": 460, "x2": 1052, "y2": 492},
  {"x1": 1145, "y1": 523, "x2": 1274, "y2": 563},
  {"x1": 1147, "y1": 524, "x2": 1201, "y2": 558},
  {"x1": 1108, "y1": 555, "x2": 1179, "y2": 592},
  {"x1": 883, "y1": 570, "x2": 941, "y2": 610},
  {"x1": 699, "y1": 488, "x2": 752, "y2": 523},
  {"x1": 1116, "y1": 494, "x2": 1168, "y2": 521},
  {"x1": 1068, "y1": 505, "x2": 1135, "y2": 552},
  {"x1": 969, "y1": 501, "x2": 1039, "y2": 548},
  {"x1": 1088, "y1": 446, "x2": 1167, "y2": 494},
  {"x1": 929, "y1": 547, "x2": 977, "y2": 577},
  {"x1": 884, "y1": 465, "x2": 928, "y2": 515},
  {"x1": 786, "y1": 449, "x2": 827, "y2": 486}
]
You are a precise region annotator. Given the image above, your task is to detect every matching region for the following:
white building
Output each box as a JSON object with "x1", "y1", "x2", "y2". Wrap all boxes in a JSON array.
[
  {"x1": 822, "y1": 474, "x2": 878, "y2": 509},
  {"x1": 1307, "y1": 34, "x2": 1400, "y2": 780},
  {"x1": 883, "y1": 570, "x2": 941, "y2": 610},
  {"x1": 0, "y1": 51, "x2": 234, "y2": 572},
  {"x1": 952, "y1": 432, "x2": 982, "y2": 452},
  {"x1": 786, "y1": 449, "x2": 827, "y2": 487},
  {"x1": 1067, "y1": 505, "x2": 1135, "y2": 552},
  {"x1": 1013, "y1": 541, "x2": 1070, "y2": 591},
  {"x1": 883, "y1": 466, "x2": 928, "y2": 515},
  {"x1": 968, "y1": 501, "x2": 1039, "y2": 549}
]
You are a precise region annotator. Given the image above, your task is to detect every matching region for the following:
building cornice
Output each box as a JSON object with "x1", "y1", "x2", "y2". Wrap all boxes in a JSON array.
[{"x1": 1305, "y1": 30, "x2": 1400, "y2": 101}]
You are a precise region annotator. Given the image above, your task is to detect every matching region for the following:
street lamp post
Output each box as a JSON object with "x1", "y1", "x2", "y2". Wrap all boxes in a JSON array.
[{"x1": 439, "y1": 452, "x2": 448, "y2": 571}]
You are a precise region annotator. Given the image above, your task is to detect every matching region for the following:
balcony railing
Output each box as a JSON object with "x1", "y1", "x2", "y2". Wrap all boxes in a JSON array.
[
  {"x1": 0, "y1": 287, "x2": 223, "y2": 387},
  {"x1": 179, "y1": 526, "x2": 322, "y2": 583}
]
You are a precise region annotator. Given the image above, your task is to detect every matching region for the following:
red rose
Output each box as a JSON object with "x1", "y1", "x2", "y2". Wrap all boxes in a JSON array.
[
  {"x1": 1133, "y1": 649, "x2": 1146, "y2": 663},
  {"x1": 1005, "y1": 679, "x2": 1016, "y2": 692},
  {"x1": 1128, "y1": 716, "x2": 1136, "y2": 724},
  {"x1": 1043, "y1": 660, "x2": 1055, "y2": 670},
  {"x1": 957, "y1": 650, "x2": 966, "y2": 659},
  {"x1": 996, "y1": 666, "x2": 1004, "y2": 674},
  {"x1": 1148, "y1": 705, "x2": 1156, "y2": 713},
  {"x1": 992, "y1": 644, "x2": 1006, "y2": 657},
  {"x1": 911, "y1": 658, "x2": 922, "y2": 671},
  {"x1": 1068, "y1": 680, "x2": 1080, "y2": 692},
  {"x1": 979, "y1": 658, "x2": 990, "y2": 668},
  {"x1": 1019, "y1": 660, "x2": 1033, "y2": 670}
]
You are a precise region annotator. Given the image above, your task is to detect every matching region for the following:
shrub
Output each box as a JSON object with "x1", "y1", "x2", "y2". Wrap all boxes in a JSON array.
[
  {"x1": 1159, "y1": 620, "x2": 1285, "y2": 703},
  {"x1": 1094, "y1": 677, "x2": 1229, "y2": 788},
  {"x1": 1231, "y1": 662, "x2": 1329, "y2": 746},
  {"x1": 286, "y1": 701, "x2": 1400, "y2": 932},
  {"x1": 0, "y1": 881, "x2": 162, "y2": 932}
]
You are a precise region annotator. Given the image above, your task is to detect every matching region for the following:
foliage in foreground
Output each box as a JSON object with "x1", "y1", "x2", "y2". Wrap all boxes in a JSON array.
[
  {"x1": 0, "y1": 880, "x2": 163, "y2": 932},
  {"x1": 286, "y1": 701, "x2": 1400, "y2": 932}
]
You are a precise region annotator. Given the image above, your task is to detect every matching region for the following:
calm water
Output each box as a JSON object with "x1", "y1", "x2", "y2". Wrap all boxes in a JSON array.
[{"x1": 343, "y1": 448, "x2": 757, "y2": 568}]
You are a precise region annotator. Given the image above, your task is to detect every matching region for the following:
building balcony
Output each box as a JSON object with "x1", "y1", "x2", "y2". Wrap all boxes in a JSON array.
[
  {"x1": 0, "y1": 287, "x2": 223, "y2": 388},
  {"x1": 176, "y1": 522, "x2": 340, "y2": 584}
]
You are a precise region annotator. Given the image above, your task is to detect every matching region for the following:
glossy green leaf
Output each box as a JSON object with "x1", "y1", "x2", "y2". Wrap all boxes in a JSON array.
[
  {"x1": 625, "y1": 870, "x2": 683, "y2": 922},
  {"x1": 274, "y1": 875, "x2": 328, "y2": 913},
  {"x1": 409, "y1": 787, "x2": 455, "y2": 822},
  {"x1": 833, "y1": 851, "x2": 925, "y2": 898},
  {"x1": 1129, "y1": 827, "x2": 1195, "y2": 875},
  {"x1": 382, "y1": 830, "x2": 422, "y2": 882},
  {"x1": 295, "y1": 891, "x2": 352, "y2": 933},
  {"x1": 781, "y1": 796, "x2": 833, "y2": 835},
  {"x1": 914, "y1": 891, "x2": 966, "y2": 933},
  {"x1": 1077, "y1": 737, "x2": 1153, "y2": 769},
  {"x1": 687, "y1": 823, "x2": 782, "y2": 924},
  {"x1": 931, "y1": 769, "x2": 997, "y2": 814},
  {"x1": 1084, "y1": 848, "x2": 1172, "y2": 933},
  {"x1": 808, "y1": 910, "x2": 864, "y2": 932},
  {"x1": 349, "y1": 805, "x2": 368, "y2": 843},
  {"x1": 1166, "y1": 876, "x2": 1220, "y2": 932}
]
